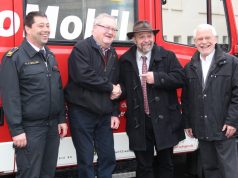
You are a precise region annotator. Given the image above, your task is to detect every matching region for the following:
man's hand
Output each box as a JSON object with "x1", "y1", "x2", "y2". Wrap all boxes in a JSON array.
[
  {"x1": 140, "y1": 72, "x2": 154, "y2": 84},
  {"x1": 110, "y1": 84, "x2": 121, "y2": 100},
  {"x1": 12, "y1": 133, "x2": 27, "y2": 148},
  {"x1": 185, "y1": 128, "x2": 194, "y2": 138},
  {"x1": 111, "y1": 116, "x2": 120, "y2": 129},
  {"x1": 58, "y1": 123, "x2": 68, "y2": 138},
  {"x1": 222, "y1": 124, "x2": 237, "y2": 138}
]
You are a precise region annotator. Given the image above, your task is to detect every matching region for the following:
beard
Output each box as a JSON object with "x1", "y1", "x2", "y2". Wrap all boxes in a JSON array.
[{"x1": 140, "y1": 42, "x2": 153, "y2": 54}]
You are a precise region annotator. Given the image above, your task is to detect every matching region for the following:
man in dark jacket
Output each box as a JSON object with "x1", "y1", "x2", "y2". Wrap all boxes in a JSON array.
[
  {"x1": 64, "y1": 13, "x2": 121, "y2": 178},
  {"x1": 182, "y1": 24, "x2": 238, "y2": 178},
  {"x1": 1, "y1": 11, "x2": 67, "y2": 178},
  {"x1": 119, "y1": 21, "x2": 185, "y2": 178}
]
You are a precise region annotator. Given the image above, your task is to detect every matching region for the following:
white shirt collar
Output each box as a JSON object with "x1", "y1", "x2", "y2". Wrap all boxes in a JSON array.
[
  {"x1": 136, "y1": 50, "x2": 151, "y2": 61},
  {"x1": 27, "y1": 39, "x2": 45, "y2": 52},
  {"x1": 200, "y1": 49, "x2": 215, "y2": 61}
]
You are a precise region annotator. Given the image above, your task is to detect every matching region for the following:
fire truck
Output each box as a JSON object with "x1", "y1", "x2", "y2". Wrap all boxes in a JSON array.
[{"x1": 0, "y1": 0, "x2": 237, "y2": 177}]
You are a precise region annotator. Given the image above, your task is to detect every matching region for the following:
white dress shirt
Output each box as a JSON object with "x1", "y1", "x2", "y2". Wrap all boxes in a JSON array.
[
  {"x1": 136, "y1": 50, "x2": 151, "y2": 77},
  {"x1": 200, "y1": 50, "x2": 215, "y2": 84}
]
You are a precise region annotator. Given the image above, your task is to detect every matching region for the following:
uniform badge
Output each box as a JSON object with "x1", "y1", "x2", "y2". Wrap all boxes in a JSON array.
[
  {"x1": 6, "y1": 47, "x2": 19, "y2": 57},
  {"x1": 25, "y1": 61, "x2": 40, "y2": 65}
]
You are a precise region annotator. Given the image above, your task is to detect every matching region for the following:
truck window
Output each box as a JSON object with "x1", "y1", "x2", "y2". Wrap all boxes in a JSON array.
[
  {"x1": 232, "y1": 0, "x2": 238, "y2": 29},
  {"x1": 26, "y1": 0, "x2": 135, "y2": 42},
  {"x1": 162, "y1": 0, "x2": 229, "y2": 48}
]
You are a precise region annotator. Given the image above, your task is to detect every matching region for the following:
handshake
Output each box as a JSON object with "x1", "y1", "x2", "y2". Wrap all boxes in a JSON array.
[{"x1": 110, "y1": 84, "x2": 122, "y2": 100}]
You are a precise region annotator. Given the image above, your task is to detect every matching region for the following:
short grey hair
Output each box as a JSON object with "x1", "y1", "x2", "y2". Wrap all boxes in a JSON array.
[
  {"x1": 193, "y1": 24, "x2": 217, "y2": 39},
  {"x1": 93, "y1": 13, "x2": 116, "y2": 25}
]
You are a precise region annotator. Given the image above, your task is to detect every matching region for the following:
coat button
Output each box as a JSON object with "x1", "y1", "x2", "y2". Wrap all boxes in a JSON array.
[
  {"x1": 158, "y1": 115, "x2": 164, "y2": 119},
  {"x1": 161, "y1": 78, "x2": 165, "y2": 83},
  {"x1": 155, "y1": 97, "x2": 160, "y2": 102}
]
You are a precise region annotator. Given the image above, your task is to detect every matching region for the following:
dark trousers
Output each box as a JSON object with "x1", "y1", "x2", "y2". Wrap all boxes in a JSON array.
[
  {"x1": 68, "y1": 105, "x2": 116, "y2": 178},
  {"x1": 199, "y1": 138, "x2": 238, "y2": 178},
  {"x1": 15, "y1": 119, "x2": 60, "y2": 178},
  {"x1": 134, "y1": 116, "x2": 174, "y2": 178}
]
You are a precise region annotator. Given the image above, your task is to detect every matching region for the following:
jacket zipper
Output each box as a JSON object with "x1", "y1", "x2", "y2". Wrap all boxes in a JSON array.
[{"x1": 44, "y1": 55, "x2": 51, "y2": 119}]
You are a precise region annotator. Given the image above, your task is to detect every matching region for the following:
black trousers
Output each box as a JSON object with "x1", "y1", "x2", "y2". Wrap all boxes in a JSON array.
[
  {"x1": 68, "y1": 105, "x2": 116, "y2": 178},
  {"x1": 199, "y1": 138, "x2": 238, "y2": 178},
  {"x1": 15, "y1": 119, "x2": 60, "y2": 178},
  {"x1": 134, "y1": 115, "x2": 174, "y2": 178}
]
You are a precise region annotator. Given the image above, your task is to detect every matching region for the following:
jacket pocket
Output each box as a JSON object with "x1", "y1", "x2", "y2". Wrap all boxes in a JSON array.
[
  {"x1": 21, "y1": 64, "x2": 49, "y2": 119},
  {"x1": 168, "y1": 104, "x2": 183, "y2": 132},
  {"x1": 79, "y1": 88, "x2": 113, "y2": 115},
  {"x1": 21, "y1": 64, "x2": 46, "y2": 89}
]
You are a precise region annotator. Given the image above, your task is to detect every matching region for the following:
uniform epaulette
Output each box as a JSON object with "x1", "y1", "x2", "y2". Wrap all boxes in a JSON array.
[{"x1": 6, "y1": 47, "x2": 19, "y2": 57}]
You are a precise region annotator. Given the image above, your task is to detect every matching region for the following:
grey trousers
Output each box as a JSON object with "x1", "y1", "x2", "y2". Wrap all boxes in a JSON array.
[
  {"x1": 199, "y1": 138, "x2": 238, "y2": 178},
  {"x1": 15, "y1": 119, "x2": 60, "y2": 178}
]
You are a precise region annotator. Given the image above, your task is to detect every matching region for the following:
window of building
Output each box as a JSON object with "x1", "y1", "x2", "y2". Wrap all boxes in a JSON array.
[
  {"x1": 223, "y1": 36, "x2": 228, "y2": 44},
  {"x1": 174, "y1": 36, "x2": 181, "y2": 43},
  {"x1": 187, "y1": 36, "x2": 194, "y2": 45}
]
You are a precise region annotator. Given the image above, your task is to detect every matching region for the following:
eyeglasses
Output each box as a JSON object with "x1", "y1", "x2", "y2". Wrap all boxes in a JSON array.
[{"x1": 96, "y1": 24, "x2": 118, "y2": 32}]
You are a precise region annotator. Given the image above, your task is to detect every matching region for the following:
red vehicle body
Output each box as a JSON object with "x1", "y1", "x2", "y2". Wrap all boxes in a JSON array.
[{"x1": 0, "y1": 0, "x2": 237, "y2": 176}]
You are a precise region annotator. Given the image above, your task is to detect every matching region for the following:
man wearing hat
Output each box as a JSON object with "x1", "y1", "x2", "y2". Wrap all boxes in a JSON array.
[{"x1": 119, "y1": 21, "x2": 185, "y2": 178}]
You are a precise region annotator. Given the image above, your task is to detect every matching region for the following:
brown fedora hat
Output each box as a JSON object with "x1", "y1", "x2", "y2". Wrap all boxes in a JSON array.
[{"x1": 127, "y1": 20, "x2": 160, "y2": 39}]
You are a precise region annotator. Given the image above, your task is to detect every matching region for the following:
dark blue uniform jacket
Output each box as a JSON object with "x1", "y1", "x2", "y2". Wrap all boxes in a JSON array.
[{"x1": 1, "y1": 40, "x2": 65, "y2": 136}]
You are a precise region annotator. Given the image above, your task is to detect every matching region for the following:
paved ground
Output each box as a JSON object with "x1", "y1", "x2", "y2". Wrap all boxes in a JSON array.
[{"x1": 0, "y1": 153, "x2": 201, "y2": 178}]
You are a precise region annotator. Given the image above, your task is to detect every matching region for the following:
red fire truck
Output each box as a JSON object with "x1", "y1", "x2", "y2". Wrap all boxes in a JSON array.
[{"x1": 0, "y1": 0, "x2": 237, "y2": 177}]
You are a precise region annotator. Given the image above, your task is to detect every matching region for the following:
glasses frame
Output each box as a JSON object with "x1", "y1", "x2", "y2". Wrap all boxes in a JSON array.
[{"x1": 96, "y1": 24, "x2": 118, "y2": 32}]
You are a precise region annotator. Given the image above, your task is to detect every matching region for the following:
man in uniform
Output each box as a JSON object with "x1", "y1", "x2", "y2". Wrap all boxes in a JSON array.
[{"x1": 1, "y1": 11, "x2": 67, "y2": 178}]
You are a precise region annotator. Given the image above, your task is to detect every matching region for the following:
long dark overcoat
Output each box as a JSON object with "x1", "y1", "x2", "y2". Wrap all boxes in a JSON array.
[{"x1": 119, "y1": 44, "x2": 185, "y2": 151}]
